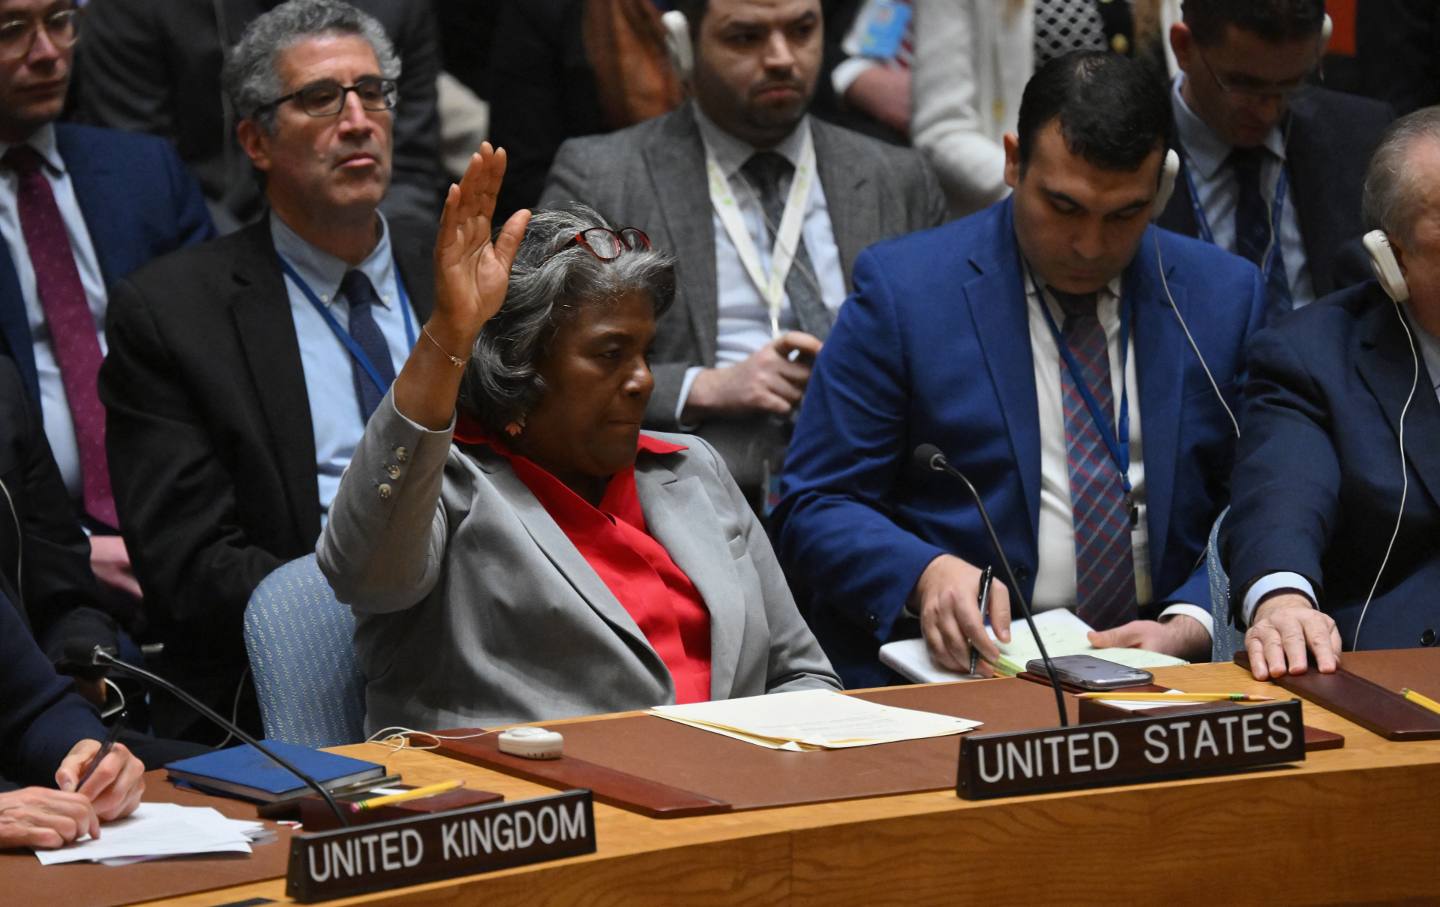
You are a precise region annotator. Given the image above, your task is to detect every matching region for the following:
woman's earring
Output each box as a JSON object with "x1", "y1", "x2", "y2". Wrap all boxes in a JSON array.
[{"x1": 504, "y1": 415, "x2": 526, "y2": 437}]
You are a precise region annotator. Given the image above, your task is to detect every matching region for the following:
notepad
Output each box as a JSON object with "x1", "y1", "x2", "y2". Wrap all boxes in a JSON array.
[{"x1": 166, "y1": 739, "x2": 384, "y2": 803}]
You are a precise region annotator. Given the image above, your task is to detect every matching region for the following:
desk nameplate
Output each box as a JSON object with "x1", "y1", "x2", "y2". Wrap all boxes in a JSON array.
[
  {"x1": 956, "y1": 700, "x2": 1305, "y2": 799},
  {"x1": 285, "y1": 789, "x2": 596, "y2": 902}
]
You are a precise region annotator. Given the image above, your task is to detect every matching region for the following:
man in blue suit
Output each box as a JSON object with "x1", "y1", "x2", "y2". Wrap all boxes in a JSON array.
[
  {"x1": 1224, "y1": 108, "x2": 1440, "y2": 680},
  {"x1": 773, "y1": 51, "x2": 1265, "y2": 687},
  {"x1": 0, "y1": 0, "x2": 212, "y2": 603}
]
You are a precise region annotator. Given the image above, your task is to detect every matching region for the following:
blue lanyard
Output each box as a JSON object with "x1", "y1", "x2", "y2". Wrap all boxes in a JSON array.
[
  {"x1": 1029, "y1": 270, "x2": 1134, "y2": 501},
  {"x1": 1182, "y1": 158, "x2": 1289, "y2": 286},
  {"x1": 278, "y1": 257, "x2": 416, "y2": 395}
]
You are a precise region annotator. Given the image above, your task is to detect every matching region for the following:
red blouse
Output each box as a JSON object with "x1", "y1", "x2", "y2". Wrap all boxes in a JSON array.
[{"x1": 455, "y1": 418, "x2": 714, "y2": 704}]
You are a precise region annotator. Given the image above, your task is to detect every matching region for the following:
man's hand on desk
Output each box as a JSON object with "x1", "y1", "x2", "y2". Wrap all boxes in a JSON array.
[
  {"x1": 1244, "y1": 592, "x2": 1342, "y2": 680},
  {"x1": 1088, "y1": 615, "x2": 1210, "y2": 662},
  {"x1": 89, "y1": 535, "x2": 142, "y2": 601},
  {"x1": 911, "y1": 554, "x2": 1011, "y2": 672},
  {"x1": 56, "y1": 739, "x2": 145, "y2": 823},
  {"x1": 683, "y1": 332, "x2": 822, "y2": 419}
]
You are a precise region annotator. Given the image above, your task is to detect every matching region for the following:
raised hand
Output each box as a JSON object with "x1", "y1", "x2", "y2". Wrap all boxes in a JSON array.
[{"x1": 432, "y1": 142, "x2": 532, "y2": 350}]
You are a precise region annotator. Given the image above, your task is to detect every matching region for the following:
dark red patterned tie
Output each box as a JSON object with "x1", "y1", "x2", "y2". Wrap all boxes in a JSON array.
[
  {"x1": 5, "y1": 145, "x2": 118, "y2": 528},
  {"x1": 1055, "y1": 290, "x2": 1136, "y2": 629}
]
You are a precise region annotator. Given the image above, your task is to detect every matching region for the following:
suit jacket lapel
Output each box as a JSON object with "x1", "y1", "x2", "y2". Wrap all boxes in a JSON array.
[
  {"x1": 1357, "y1": 293, "x2": 1440, "y2": 508},
  {"x1": 1157, "y1": 152, "x2": 1201, "y2": 238},
  {"x1": 965, "y1": 201, "x2": 1041, "y2": 546},
  {"x1": 1281, "y1": 104, "x2": 1331, "y2": 292},
  {"x1": 643, "y1": 105, "x2": 718, "y2": 364},
  {"x1": 57, "y1": 126, "x2": 126, "y2": 288},
  {"x1": 473, "y1": 449, "x2": 664, "y2": 677},
  {"x1": 227, "y1": 221, "x2": 322, "y2": 544},
  {"x1": 637, "y1": 457, "x2": 745, "y2": 699},
  {"x1": 1130, "y1": 228, "x2": 1185, "y2": 581},
  {"x1": 811, "y1": 120, "x2": 869, "y2": 291}
]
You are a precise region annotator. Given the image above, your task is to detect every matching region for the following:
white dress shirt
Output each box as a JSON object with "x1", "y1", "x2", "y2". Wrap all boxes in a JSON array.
[
  {"x1": 676, "y1": 108, "x2": 848, "y2": 421},
  {"x1": 1026, "y1": 272, "x2": 1214, "y2": 638},
  {"x1": 0, "y1": 124, "x2": 110, "y2": 501},
  {"x1": 272, "y1": 211, "x2": 416, "y2": 520},
  {"x1": 1172, "y1": 76, "x2": 1316, "y2": 309}
]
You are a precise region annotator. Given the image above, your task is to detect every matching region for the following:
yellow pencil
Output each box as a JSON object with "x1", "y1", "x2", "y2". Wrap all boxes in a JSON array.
[
  {"x1": 1076, "y1": 692, "x2": 1275, "y2": 702},
  {"x1": 1401, "y1": 688, "x2": 1440, "y2": 716},
  {"x1": 349, "y1": 779, "x2": 464, "y2": 812}
]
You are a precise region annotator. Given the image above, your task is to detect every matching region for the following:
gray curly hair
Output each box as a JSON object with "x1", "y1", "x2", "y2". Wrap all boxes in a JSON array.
[
  {"x1": 1362, "y1": 106, "x2": 1440, "y2": 245},
  {"x1": 458, "y1": 204, "x2": 676, "y2": 437},
  {"x1": 222, "y1": 0, "x2": 401, "y2": 132}
]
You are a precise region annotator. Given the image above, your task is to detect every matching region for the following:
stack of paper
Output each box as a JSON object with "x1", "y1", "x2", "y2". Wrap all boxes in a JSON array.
[
  {"x1": 650, "y1": 688, "x2": 981, "y2": 751},
  {"x1": 878, "y1": 609, "x2": 1187, "y2": 683},
  {"x1": 34, "y1": 803, "x2": 269, "y2": 866}
]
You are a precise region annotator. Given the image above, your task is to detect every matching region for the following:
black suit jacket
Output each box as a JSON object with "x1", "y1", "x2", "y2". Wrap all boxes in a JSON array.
[
  {"x1": 98, "y1": 219, "x2": 435, "y2": 706},
  {"x1": 74, "y1": 0, "x2": 442, "y2": 234},
  {"x1": 0, "y1": 356, "x2": 117, "y2": 671},
  {"x1": 1223, "y1": 282, "x2": 1440, "y2": 652},
  {"x1": 1159, "y1": 87, "x2": 1393, "y2": 299}
]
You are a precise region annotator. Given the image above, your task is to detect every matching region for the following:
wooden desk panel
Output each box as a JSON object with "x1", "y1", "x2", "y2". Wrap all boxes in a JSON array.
[{"x1": 119, "y1": 662, "x2": 1440, "y2": 905}]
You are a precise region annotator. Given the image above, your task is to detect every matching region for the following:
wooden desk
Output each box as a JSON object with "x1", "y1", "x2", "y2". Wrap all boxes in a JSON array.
[{"x1": 128, "y1": 662, "x2": 1440, "y2": 907}]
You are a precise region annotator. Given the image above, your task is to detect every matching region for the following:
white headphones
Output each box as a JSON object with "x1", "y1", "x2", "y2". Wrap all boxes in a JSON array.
[
  {"x1": 1363, "y1": 230, "x2": 1410, "y2": 303},
  {"x1": 1154, "y1": 148, "x2": 1180, "y2": 220},
  {"x1": 661, "y1": 10, "x2": 694, "y2": 83}
]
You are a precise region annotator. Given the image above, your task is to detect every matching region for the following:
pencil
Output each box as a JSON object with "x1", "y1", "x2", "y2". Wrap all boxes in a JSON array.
[
  {"x1": 349, "y1": 779, "x2": 463, "y2": 812},
  {"x1": 1401, "y1": 688, "x2": 1440, "y2": 715},
  {"x1": 1076, "y1": 692, "x2": 1276, "y2": 702}
]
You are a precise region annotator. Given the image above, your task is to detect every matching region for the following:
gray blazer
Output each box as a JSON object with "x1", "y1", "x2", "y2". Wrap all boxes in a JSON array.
[
  {"x1": 317, "y1": 397, "x2": 841, "y2": 733},
  {"x1": 540, "y1": 102, "x2": 947, "y2": 497}
]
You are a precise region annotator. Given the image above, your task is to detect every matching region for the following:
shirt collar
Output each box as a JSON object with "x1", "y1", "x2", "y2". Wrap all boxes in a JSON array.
[
  {"x1": 693, "y1": 103, "x2": 811, "y2": 180},
  {"x1": 1172, "y1": 75, "x2": 1287, "y2": 182},
  {"x1": 271, "y1": 210, "x2": 397, "y2": 308},
  {"x1": 0, "y1": 123, "x2": 65, "y2": 176}
]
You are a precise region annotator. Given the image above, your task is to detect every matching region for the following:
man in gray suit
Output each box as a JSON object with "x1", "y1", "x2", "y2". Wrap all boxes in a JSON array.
[{"x1": 541, "y1": 0, "x2": 945, "y2": 507}]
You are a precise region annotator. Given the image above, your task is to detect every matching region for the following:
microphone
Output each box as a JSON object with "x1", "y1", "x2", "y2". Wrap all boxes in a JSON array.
[
  {"x1": 88, "y1": 645, "x2": 350, "y2": 826},
  {"x1": 911, "y1": 444, "x2": 1069, "y2": 727}
]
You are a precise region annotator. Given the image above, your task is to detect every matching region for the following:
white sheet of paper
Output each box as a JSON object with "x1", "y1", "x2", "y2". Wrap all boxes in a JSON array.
[
  {"x1": 1092, "y1": 689, "x2": 1188, "y2": 712},
  {"x1": 650, "y1": 689, "x2": 981, "y2": 749},
  {"x1": 34, "y1": 803, "x2": 256, "y2": 865}
]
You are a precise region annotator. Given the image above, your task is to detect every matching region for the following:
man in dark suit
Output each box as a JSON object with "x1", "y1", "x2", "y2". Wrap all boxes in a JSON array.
[
  {"x1": 773, "y1": 51, "x2": 1264, "y2": 687},
  {"x1": 0, "y1": 0, "x2": 213, "y2": 609},
  {"x1": 75, "y1": 0, "x2": 442, "y2": 236},
  {"x1": 541, "y1": 0, "x2": 945, "y2": 506},
  {"x1": 1224, "y1": 108, "x2": 1440, "y2": 680},
  {"x1": 100, "y1": 0, "x2": 434, "y2": 741},
  {"x1": 1160, "y1": 0, "x2": 1392, "y2": 323}
]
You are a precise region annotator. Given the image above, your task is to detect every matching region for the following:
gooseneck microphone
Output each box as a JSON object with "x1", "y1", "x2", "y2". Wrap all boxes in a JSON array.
[
  {"x1": 87, "y1": 645, "x2": 350, "y2": 826},
  {"x1": 911, "y1": 444, "x2": 1069, "y2": 727}
]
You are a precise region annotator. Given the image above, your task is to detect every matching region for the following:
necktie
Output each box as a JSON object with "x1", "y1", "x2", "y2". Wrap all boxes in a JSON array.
[
  {"x1": 1054, "y1": 290, "x2": 1136, "y2": 630},
  {"x1": 739, "y1": 151, "x2": 832, "y2": 341},
  {"x1": 340, "y1": 270, "x2": 397, "y2": 422},
  {"x1": 1033, "y1": 0, "x2": 1108, "y2": 67},
  {"x1": 5, "y1": 145, "x2": 118, "y2": 528},
  {"x1": 1230, "y1": 146, "x2": 1293, "y2": 326}
]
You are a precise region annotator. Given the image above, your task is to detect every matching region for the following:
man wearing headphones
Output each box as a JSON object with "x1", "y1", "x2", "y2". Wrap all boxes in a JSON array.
[
  {"x1": 772, "y1": 52, "x2": 1265, "y2": 687},
  {"x1": 1225, "y1": 108, "x2": 1440, "y2": 680},
  {"x1": 1160, "y1": 0, "x2": 1392, "y2": 325}
]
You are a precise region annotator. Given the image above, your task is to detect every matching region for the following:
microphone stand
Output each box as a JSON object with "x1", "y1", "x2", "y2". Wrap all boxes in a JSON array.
[
  {"x1": 916, "y1": 445, "x2": 1069, "y2": 727},
  {"x1": 91, "y1": 647, "x2": 350, "y2": 826}
]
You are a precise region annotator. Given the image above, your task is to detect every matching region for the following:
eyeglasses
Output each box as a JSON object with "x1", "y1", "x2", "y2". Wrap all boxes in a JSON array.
[
  {"x1": 564, "y1": 227, "x2": 651, "y2": 261},
  {"x1": 0, "y1": 7, "x2": 78, "y2": 62},
  {"x1": 1195, "y1": 46, "x2": 1317, "y2": 102},
  {"x1": 258, "y1": 76, "x2": 398, "y2": 118}
]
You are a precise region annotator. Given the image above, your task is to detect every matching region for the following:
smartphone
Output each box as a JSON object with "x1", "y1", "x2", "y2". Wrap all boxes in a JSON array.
[{"x1": 1025, "y1": 654, "x2": 1153, "y2": 691}]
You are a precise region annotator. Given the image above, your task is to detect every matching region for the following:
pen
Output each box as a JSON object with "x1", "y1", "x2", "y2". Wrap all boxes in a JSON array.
[
  {"x1": 1076, "y1": 692, "x2": 1276, "y2": 702},
  {"x1": 75, "y1": 710, "x2": 125, "y2": 790},
  {"x1": 349, "y1": 779, "x2": 463, "y2": 812},
  {"x1": 1401, "y1": 688, "x2": 1440, "y2": 715},
  {"x1": 969, "y1": 565, "x2": 995, "y2": 675}
]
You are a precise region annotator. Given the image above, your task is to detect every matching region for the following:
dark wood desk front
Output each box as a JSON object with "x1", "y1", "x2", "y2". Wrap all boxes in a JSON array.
[{"x1": 104, "y1": 660, "x2": 1440, "y2": 907}]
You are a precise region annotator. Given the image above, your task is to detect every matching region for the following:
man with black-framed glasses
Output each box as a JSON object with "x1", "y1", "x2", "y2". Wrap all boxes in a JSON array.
[
  {"x1": 0, "y1": 0, "x2": 212, "y2": 624},
  {"x1": 97, "y1": 0, "x2": 435, "y2": 742},
  {"x1": 1159, "y1": 0, "x2": 1392, "y2": 326}
]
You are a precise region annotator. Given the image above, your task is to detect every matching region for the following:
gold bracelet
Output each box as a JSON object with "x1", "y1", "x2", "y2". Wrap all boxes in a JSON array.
[{"x1": 423, "y1": 325, "x2": 467, "y2": 368}]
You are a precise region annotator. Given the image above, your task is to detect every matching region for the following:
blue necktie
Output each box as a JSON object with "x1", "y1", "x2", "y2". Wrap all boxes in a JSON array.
[
  {"x1": 341, "y1": 270, "x2": 396, "y2": 422},
  {"x1": 1231, "y1": 147, "x2": 1293, "y2": 326}
]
